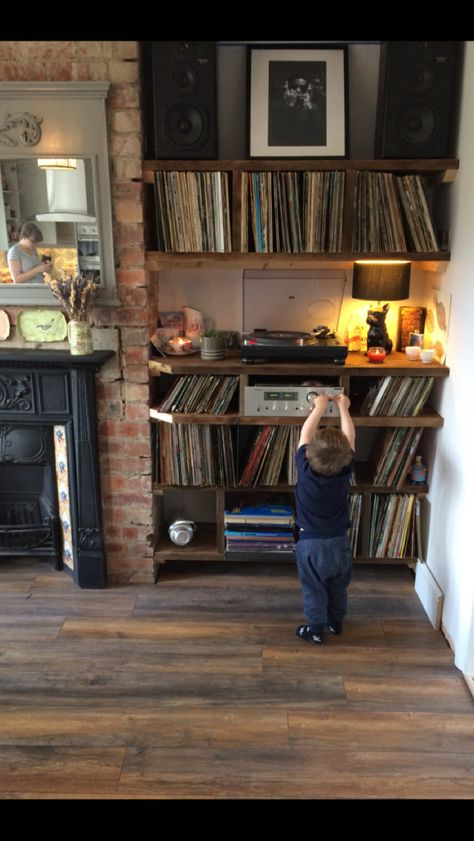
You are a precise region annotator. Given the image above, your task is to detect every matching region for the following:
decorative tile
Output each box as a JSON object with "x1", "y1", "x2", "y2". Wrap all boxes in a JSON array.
[{"x1": 54, "y1": 424, "x2": 74, "y2": 571}]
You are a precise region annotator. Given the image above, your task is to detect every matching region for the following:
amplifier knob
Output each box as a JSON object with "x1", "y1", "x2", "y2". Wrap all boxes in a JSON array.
[{"x1": 306, "y1": 391, "x2": 317, "y2": 404}]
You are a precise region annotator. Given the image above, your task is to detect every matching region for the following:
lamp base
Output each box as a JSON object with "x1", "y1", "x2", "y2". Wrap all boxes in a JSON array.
[{"x1": 366, "y1": 303, "x2": 393, "y2": 354}]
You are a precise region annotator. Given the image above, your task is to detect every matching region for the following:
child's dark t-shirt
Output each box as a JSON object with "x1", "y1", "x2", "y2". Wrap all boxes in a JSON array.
[{"x1": 295, "y1": 444, "x2": 353, "y2": 539}]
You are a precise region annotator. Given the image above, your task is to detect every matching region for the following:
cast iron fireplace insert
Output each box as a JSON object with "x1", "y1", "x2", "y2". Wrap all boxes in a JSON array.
[{"x1": 0, "y1": 349, "x2": 113, "y2": 588}]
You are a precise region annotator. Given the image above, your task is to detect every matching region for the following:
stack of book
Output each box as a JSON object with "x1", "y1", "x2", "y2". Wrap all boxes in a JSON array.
[{"x1": 224, "y1": 503, "x2": 295, "y2": 555}]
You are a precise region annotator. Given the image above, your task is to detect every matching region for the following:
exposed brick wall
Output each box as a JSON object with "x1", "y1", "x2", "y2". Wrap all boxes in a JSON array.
[{"x1": 0, "y1": 41, "x2": 155, "y2": 584}]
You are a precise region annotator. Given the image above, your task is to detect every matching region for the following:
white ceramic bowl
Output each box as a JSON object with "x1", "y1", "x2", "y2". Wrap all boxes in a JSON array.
[
  {"x1": 405, "y1": 345, "x2": 421, "y2": 360},
  {"x1": 420, "y1": 348, "x2": 435, "y2": 363}
]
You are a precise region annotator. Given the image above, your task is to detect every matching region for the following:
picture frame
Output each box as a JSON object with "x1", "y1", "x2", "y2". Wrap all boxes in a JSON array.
[
  {"x1": 246, "y1": 45, "x2": 349, "y2": 159},
  {"x1": 396, "y1": 306, "x2": 426, "y2": 351}
]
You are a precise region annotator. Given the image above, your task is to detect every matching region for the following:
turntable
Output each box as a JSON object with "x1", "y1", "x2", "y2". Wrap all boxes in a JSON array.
[{"x1": 241, "y1": 328, "x2": 348, "y2": 365}]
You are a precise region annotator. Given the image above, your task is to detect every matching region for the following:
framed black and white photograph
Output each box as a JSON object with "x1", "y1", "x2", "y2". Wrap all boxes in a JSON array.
[{"x1": 247, "y1": 45, "x2": 348, "y2": 159}]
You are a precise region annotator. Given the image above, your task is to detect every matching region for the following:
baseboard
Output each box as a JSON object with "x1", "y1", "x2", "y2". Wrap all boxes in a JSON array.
[
  {"x1": 440, "y1": 620, "x2": 474, "y2": 700},
  {"x1": 441, "y1": 620, "x2": 456, "y2": 652},
  {"x1": 464, "y1": 674, "x2": 474, "y2": 700},
  {"x1": 414, "y1": 560, "x2": 444, "y2": 629}
]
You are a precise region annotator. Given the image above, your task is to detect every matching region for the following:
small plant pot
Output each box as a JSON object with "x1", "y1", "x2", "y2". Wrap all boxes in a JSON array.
[{"x1": 200, "y1": 336, "x2": 225, "y2": 360}]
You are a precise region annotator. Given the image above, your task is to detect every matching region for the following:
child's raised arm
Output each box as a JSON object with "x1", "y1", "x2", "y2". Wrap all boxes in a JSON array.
[
  {"x1": 298, "y1": 393, "x2": 329, "y2": 447},
  {"x1": 335, "y1": 393, "x2": 356, "y2": 452}
]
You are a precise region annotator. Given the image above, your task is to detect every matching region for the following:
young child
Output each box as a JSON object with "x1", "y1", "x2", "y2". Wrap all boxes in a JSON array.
[{"x1": 294, "y1": 392, "x2": 356, "y2": 644}]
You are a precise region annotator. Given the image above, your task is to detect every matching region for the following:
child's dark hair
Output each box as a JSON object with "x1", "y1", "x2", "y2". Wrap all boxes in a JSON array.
[{"x1": 306, "y1": 428, "x2": 353, "y2": 476}]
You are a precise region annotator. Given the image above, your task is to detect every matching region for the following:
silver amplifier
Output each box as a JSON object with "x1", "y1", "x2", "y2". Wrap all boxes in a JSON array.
[{"x1": 244, "y1": 385, "x2": 344, "y2": 417}]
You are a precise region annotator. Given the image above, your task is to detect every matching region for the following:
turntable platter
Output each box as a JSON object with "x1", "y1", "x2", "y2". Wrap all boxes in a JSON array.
[
  {"x1": 244, "y1": 330, "x2": 316, "y2": 347},
  {"x1": 241, "y1": 328, "x2": 347, "y2": 364}
]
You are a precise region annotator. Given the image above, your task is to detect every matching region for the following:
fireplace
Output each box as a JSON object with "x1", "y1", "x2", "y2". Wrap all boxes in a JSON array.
[
  {"x1": 0, "y1": 425, "x2": 60, "y2": 565},
  {"x1": 0, "y1": 350, "x2": 113, "y2": 588}
]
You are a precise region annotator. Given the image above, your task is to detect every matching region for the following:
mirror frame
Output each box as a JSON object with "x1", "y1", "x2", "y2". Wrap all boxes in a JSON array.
[{"x1": 0, "y1": 81, "x2": 118, "y2": 306}]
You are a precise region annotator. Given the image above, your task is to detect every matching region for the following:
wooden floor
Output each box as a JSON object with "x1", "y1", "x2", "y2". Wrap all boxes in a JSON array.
[{"x1": 0, "y1": 558, "x2": 473, "y2": 799}]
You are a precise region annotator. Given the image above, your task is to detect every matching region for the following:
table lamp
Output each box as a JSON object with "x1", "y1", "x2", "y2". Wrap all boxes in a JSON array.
[{"x1": 351, "y1": 260, "x2": 411, "y2": 354}]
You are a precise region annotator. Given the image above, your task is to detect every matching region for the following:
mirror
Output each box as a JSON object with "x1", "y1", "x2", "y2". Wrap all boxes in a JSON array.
[
  {"x1": 0, "y1": 157, "x2": 101, "y2": 285},
  {"x1": 0, "y1": 81, "x2": 117, "y2": 306}
]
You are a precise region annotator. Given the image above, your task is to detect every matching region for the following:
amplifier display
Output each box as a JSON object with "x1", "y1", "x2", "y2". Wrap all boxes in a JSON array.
[{"x1": 244, "y1": 385, "x2": 344, "y2": 417}]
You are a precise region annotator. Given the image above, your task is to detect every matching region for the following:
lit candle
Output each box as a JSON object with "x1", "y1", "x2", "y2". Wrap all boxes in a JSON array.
[
  {"x1": 168, "y1": 336, "x2": 192, "y2": 352},
  {"x1": 367, "y1": 346, "x2": 386, "y2": 363}
]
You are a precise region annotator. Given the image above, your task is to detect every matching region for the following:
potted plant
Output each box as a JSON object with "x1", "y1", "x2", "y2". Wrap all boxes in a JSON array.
[{"x1": 200, "y1": 329, "x2": 228, "y2": 360}]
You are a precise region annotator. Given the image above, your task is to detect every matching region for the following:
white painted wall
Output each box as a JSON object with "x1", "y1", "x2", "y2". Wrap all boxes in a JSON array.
[
  {"x1": 157, "y1": 264, "x2": 428, "y2": 340},
  {"x1": 423, "y1": 41, "x2": 474, "y2": 675}
]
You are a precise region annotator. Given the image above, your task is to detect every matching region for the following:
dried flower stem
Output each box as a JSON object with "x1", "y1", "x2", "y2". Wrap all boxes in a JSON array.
[{"x1": 43, "y1": 273, "x2": 97, "y2": 321}]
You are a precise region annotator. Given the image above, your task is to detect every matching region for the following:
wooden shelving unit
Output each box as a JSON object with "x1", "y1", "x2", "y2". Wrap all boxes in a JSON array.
[
  {"x1": 144, "y1": 156, "x2": 455, "y2": 573},
  {"x1": 149, "y1": 352, "x2": 448, "y2": 569}
]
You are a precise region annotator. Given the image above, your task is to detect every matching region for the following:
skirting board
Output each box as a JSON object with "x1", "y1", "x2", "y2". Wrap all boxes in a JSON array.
[
  {"x1": 414, "y1": 561, "x2": 444, "y2": 629},
  {"x1": 464, "y1": 674, "x2": 474, "y2": 701}
]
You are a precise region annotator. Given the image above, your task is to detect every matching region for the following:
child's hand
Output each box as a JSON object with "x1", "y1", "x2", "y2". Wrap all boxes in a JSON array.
[
  {"x1": 335, "y1": 393, "x2": 351, "y2": 411},
  {"x1": 313, "y1": 393, "x2": 329, "y2": 411}
]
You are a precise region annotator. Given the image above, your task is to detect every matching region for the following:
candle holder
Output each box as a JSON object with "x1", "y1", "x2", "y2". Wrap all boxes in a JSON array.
[
  {"x1": 367, "y1": 346, "x2": 386, "y2": 363},
  {"x1": 167, "y1": 337, "x2": 193, "y2": 353}
]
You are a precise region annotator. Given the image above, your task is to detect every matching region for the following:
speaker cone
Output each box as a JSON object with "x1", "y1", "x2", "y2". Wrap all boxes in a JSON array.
[
  {"x1": 164, "y1": 103, "x2": 206, "y2": 147},
  {"x1": 397, "y1": 101, "x2": 438, "y2": 145},
  {"x1": 408, "y1": 63, "x2": 434, "y2": 94},
  {"x1": 172, "y1": 64, "x2": 198, "y2": 95}
]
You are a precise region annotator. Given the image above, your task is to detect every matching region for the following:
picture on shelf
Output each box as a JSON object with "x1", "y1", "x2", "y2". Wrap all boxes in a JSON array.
[
  {"x1": 247, "y1": 45, "x2": 348, "y2": 158},
  {"x1": 396, "y1": 306, "x2": 427, "y2": 352},
  {"x1": 424, "y1": 289, "x2": 451, "y2": 363},
  {"x1": 158, "y1": 311, "x2": 184, "y2": 332}
]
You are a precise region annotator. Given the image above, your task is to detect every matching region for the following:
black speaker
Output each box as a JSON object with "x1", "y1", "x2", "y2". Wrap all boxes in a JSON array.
[
  {"x1": 375, "y1": 41, "x2": 463, "y2": 158},
  {"x1": 148, "y1": 41, "x2": 217, "y2": 159}
]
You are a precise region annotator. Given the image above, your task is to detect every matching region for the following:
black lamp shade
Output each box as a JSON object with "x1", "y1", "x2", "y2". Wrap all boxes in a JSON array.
[{"x1": 352, "y1": 261, "x2": 411, "y2": 301}]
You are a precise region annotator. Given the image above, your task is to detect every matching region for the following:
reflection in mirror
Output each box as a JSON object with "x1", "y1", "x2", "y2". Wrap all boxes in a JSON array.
[{"x1": 0, "y1": 157, "x2": 101, "y2": 286}]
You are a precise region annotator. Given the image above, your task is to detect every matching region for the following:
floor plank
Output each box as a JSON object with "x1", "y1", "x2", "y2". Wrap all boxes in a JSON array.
[
  {"x1": 0, "y1": 746, "x2": 125, "y2": 794},
  {"x1": 118, "y1": 745, "x2": 474, "y2": 799},
  {"x1": 287, "y1": 709, "x2": 474, "y2": 753}
]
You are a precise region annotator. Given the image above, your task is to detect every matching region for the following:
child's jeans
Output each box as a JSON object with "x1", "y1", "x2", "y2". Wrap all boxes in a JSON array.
[{"x1": 295, "y1": 534, "x2": 352, "y2": 628}]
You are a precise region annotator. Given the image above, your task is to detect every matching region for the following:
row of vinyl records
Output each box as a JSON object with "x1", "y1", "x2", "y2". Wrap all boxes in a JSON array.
[
  {"x1": 155, "y1": 424, "x2": 425, "y2": 489},
  {"x1": 224, "y1": 494, "x2": 417, "y2": 559},
  {"x1": 154, "y1": 375, "x2": 434, "y2": 418},
  {"x1": 359, "y1": 376, "x2": 434, "y2": 417},
  {"x1": 152, "y1": 169, "x2": 440, "y2": 254},
  {"x1": 153, "y1": 171, "x2": 232, "y2": 253},
  {"x1": 157, "y1": 375, "x2": 239, "y2": 415},
  {"x1": 352, "y1": 172, "x2": 439, "y2": 253},
  {"x1": 243, "y1": 170, "x2": 346, "y2": 253}
]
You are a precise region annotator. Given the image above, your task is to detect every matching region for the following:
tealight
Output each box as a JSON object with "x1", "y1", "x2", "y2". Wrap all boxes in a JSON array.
[
  {"x1": 367, "y1": 346, "x2": 386, "y2": 363},
  {"x1": 167, "y1": 336, "x2": 192, "y2": 352}
]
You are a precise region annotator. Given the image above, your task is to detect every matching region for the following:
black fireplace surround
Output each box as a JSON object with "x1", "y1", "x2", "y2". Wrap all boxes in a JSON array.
[{"x1": 0, "y1": 350, "x2": 114, "y2": 588}]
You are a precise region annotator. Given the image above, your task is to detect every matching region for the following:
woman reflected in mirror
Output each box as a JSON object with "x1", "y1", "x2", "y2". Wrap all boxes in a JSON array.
[{"x1": 7, "y1": 221, "x2": 52, "y2": 284}]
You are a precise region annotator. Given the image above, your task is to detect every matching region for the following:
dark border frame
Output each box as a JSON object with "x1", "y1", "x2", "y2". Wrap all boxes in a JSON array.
[{"x1": 246, "y1": 44, "x2": 349, "y2": 160}]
